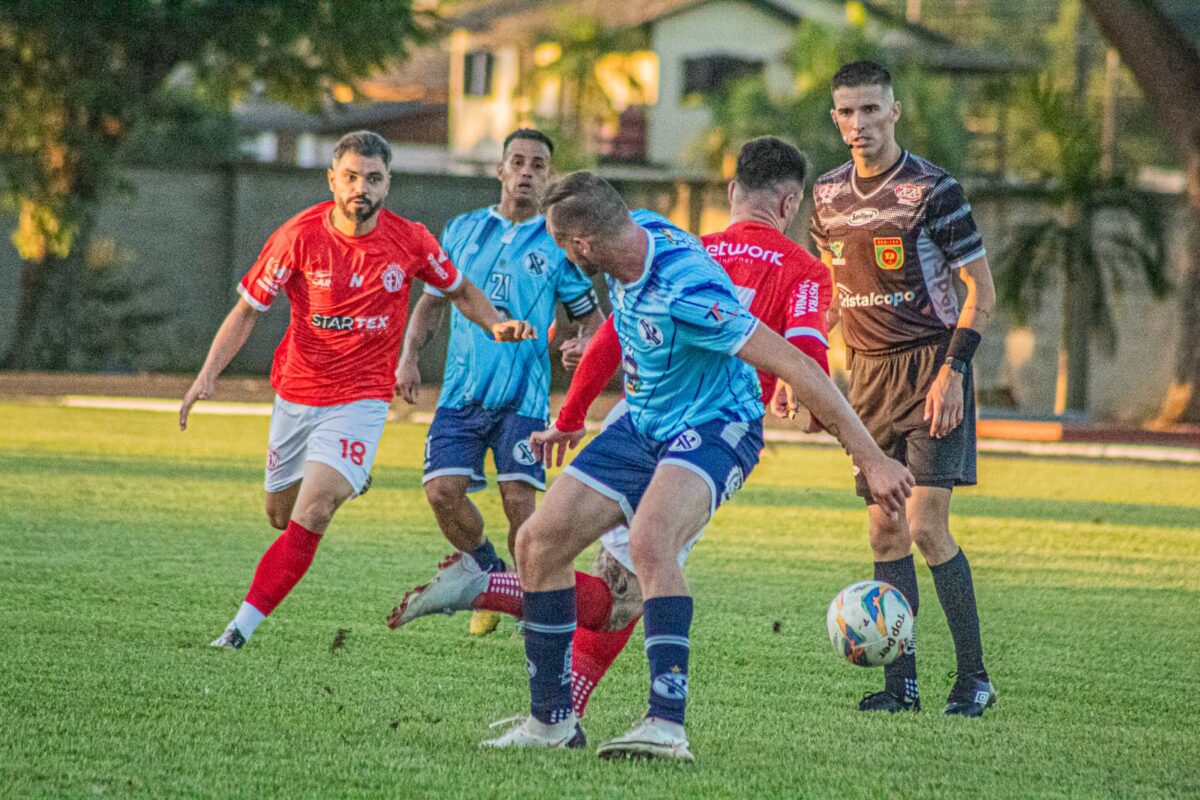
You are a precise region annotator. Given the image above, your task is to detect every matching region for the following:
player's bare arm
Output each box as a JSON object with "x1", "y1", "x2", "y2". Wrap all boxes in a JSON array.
[
  {"x1": 737, "y1": 324, "x2": 914, "y2": 515},
  {"x1": 924, "y1": 255, "x2": 995, "y2": 438},
  {"x1": 443, "y1": 277, "x2": 536, "y2": 342},
  {"x1": 179, "y1": 298, "x2": 261, "y2": 431},
  {"x1": 395, "y1": 291, "x2": 450, "y2": 404}
]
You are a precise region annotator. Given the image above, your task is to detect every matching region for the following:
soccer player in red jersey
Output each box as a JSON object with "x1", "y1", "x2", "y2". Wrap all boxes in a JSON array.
[
  {"x1": 389, "y1": 137, "x2": 833, "y2": 727},
  {"x1": 179, "y1": 131, "x2": 533, "y2": 649}
]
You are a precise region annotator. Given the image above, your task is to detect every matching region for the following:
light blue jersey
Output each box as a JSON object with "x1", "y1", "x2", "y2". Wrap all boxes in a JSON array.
[
  {"x1": 612, "y1": 210, "x2": 764, "y2": 441},
  {"x1": 431, "y1": 207, "x2": 598, "y2": 418}
]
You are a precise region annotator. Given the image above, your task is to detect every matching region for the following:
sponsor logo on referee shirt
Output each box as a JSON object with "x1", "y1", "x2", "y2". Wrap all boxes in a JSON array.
[
  {"x1": 848, "y1": 208, "x2": 879, "y2": 227},
  {"x1": 830, "y1": 240, "x2": 846, "y2": 266},
  {"x1": 873, "y1": 237, "x2": 905, "y2": 270},
  {"x1": 816, "y1": 183, "x2": 841, "y2": 204},
  {"x1": 837, "y1": 283, "x2": 915, "y2": 309},
  {"x1": 894, "y1": 183, "x2": 924, "y2": 207}
]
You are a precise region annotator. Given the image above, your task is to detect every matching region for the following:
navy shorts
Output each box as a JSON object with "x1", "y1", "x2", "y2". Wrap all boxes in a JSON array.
[
  {"x1": 423, "y1": 404, "x2": 547, "y2": 492},
  {"x1": 564, "y1": 412, "x2": 763, "y2": 522}
]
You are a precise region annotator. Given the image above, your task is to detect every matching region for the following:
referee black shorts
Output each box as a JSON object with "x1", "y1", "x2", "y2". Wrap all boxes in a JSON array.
[{"x1": 847, "y1": 336, "x2": 977, "y2": 505}]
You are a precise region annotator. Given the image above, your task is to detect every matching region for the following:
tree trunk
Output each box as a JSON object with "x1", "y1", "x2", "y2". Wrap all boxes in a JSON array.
[
  {"x1": 2, "y1": 259, "x2": 48, "y2": 369},
  {"x1": 1, "y1": 215, "x2": 94, "y2": 370},
  {"x1": 1083, "y1": 0, "x2": 1200, "y2": 424},
  {"x1": 1056, "y1": 242, "x2": 1091, "y2": 415}
]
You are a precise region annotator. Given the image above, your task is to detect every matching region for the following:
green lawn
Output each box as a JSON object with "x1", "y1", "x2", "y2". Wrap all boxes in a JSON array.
[{"x1": 1, "y1": 402, "x2": 1198, "y2": 799}]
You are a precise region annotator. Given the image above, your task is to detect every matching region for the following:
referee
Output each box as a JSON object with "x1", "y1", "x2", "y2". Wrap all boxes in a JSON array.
[{"x1": 810, "y1": 61, "x2": 998, "y2": 717}]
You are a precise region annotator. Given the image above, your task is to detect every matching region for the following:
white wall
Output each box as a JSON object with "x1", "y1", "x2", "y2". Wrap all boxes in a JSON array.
[
  {"x1": 448, "y1": 31, "x2": 522, "y2": 163},
  {"x1": 648, "y1": 1, "x2": 795, "y2": 167}
]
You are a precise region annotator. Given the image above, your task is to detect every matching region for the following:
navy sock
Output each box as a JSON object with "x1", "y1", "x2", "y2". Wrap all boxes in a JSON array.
[
  {"x1": 643, "y1": 596, "x2": 693, "y2": 725},
  {"x1": 930, "y1": 548, "x2": 986, "y2": 677},
  {"x1": 523, "y1": 587, "x2": 576, "y2": 724},
  {"x1": 470, "y1": 539, "x2": 506, "y2": 573},
  {"x1": 875, "y1": 554, "x2": 919, "y2": 701}
]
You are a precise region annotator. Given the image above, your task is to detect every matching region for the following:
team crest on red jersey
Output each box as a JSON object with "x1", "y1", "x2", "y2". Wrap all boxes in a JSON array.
[
  {"x1": 894, "y1": 183, "x2": 923, "y2": 207},
  {"x1": 381, "y1": 263, "x2": 405, "y2": 293}
]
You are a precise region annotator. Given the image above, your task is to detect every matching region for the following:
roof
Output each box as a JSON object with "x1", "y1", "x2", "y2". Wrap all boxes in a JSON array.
[
  {"x1": 432, "y1": 0, "x2": 1031, "y2": 74},
  {"x1": 234, "y1": 99, "x2": 442, "y2": 134}
]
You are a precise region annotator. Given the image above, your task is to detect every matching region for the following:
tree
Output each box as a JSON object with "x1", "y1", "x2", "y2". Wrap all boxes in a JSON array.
[
  {"x1": 524, "y1": 11, "x2": 650, "y2": 171},
  {"x1": 1081, "y1": 0, "x2": 1200, "y2": 424},
  {"x1": 700, "y1": 20, "x2": 969, "y2": 180},
  {"x1": 0, "y1": 1, "x2": 430, "y2": 369},
  {"x1": 993, "y1": 77, "x2": 1169, "y2": 414}
]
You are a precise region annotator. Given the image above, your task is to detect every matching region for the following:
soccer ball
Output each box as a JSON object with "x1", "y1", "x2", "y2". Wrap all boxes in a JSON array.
[{"x1": 826, "y1": 581, "x2": 914, "y2": 667}]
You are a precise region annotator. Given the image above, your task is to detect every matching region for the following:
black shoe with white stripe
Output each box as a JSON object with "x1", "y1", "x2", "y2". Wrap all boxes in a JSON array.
[{"x1": 943, "y1": 671, "x2": 996, "y2": 717}]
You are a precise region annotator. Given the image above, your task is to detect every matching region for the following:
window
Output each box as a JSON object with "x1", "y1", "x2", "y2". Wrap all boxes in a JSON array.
[
  {"x1": 463, "y1": 50, "x2": 495, "y2": 97},
  {"x1": 681, "y1": 54, "x2": 763, "y2": 100}
]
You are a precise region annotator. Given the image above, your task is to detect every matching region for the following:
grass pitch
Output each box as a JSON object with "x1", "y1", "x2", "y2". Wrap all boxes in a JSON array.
[{"x1": 1, "y1": 401, "x2": 1198, "y2": 799}]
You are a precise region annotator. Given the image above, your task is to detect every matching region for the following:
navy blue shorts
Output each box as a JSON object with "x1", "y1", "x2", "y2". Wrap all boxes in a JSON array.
[
  {"x1": 564, "y1": 412, "x2": 763, "y2": 522},
  {"x1": 423, "y1": 404, "x2": 547, "y2": 492}
]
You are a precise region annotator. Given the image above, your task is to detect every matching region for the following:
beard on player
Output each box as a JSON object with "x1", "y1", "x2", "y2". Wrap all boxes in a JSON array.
[{"x1": 340, "y1": 195, "x2": 383, "y2": 223}]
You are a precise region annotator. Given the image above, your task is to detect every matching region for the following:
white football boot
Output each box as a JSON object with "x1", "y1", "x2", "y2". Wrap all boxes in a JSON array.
[
  {"x1": 209, "y1": 627, "x2": 246, "y2": 649},
  {"x1": 596, "y1": 717, "x2": 695, "y2": 762},
  {"x1": 480, "y1": 714, "x2": 587, "y2": 749},
  {"x1": 387, "y1": 552, "x2": 489, "y2": 629}
]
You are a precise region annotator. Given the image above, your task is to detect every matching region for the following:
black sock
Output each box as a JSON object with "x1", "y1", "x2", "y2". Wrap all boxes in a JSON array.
[
  {"x1": 930, "y1": 548, "x2": 986, "y2": 677},
  {"x1": 470, "y1": 539, "x2": 506, "y2": 573},
  {"x1": 875, "y1": 554, "x2": 919, "y2": 701}
]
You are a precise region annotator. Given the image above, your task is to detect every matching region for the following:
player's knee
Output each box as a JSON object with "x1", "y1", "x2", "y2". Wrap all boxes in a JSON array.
[
  {"x1": 265, "y1": 508, "x2": 290, "y2": 530},
  {"x1": 628, "y1": 534, "x2": 672, "y2": 577},
  {"x1": 908, "y1": 523, "x2": 951, "y2": 553},
  {"x1": 424, "y1": 478, "x2": 465, "y2": 511},
  {"x1": 515, "y1": 519, "x2": 565, "y2": 575}
]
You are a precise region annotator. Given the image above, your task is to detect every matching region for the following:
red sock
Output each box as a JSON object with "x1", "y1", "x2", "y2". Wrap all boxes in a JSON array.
[
  {"x1": 473, "y1": 571, "x2": 523, "y2": 617},
  {"x1": 473, "y1": 570, "x2": 614, "y2": 628},
  {"x1": 571, "y1": 617, "x2": 639, "y2": 717},
  {"x1": 244, "y1": 520, "x2": 322, "y2": 616}
]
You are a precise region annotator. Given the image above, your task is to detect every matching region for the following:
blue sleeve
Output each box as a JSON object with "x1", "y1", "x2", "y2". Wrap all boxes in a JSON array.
[
  {"x1": 554, "y1": 258, "x2": 599, "y2": 319},
  {"x1": 669, "y1": 277, "x2": 759, "y2": 355}
]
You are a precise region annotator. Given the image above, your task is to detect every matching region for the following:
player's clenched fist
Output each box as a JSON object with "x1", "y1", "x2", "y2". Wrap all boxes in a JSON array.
[
  {"x1": 179, "y1": 374, "x2": 215, "y2": 431},
  {"x1": 530, "y1": 424, "x2": 585, "y2": 467},
  {"x1": 492, "y1": 320, "x2": 537, "y2": 342}
]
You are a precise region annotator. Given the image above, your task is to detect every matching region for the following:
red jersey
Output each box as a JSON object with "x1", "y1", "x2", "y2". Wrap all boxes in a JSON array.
[
  {"x1": 555, "y1": 220, "x2": 833, "y2": 431},
  {"x1": 702, "y1": 221, "x2": 833, "y2": 404},
  {"x1": 237, "y1": 201, "x2": 462, "y2": 406}
]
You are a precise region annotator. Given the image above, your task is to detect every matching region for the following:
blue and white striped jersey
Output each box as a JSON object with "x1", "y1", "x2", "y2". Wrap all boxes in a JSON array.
[
  {"x1": 611, "y1": 210, "x2": 763, "y2": 441},
  {"x1": 431, "y1": 207, "x2": 598, "y2": 418}
]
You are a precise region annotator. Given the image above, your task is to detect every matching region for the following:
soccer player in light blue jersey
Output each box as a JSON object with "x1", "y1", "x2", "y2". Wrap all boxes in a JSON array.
[
  {"x1": 480, "y1": 172, "x2": 916, "y2": 761},
  {"x1": 395, "y1": 130, "x2": 604, "y2": 635}
]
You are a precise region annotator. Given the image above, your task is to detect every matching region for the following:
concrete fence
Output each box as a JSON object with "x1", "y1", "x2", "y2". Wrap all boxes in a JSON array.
[{"x1": 0, "y1": 162, "x2": 1186, "y2": 422}]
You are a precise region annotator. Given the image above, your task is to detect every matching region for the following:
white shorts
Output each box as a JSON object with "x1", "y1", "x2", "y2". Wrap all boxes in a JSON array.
[
  {"x1": 265, "y1": 396, "x2": 388, "y2": 496},
  {"x1": 595, "y1": 398, "x2": 705, "y2": 575}
]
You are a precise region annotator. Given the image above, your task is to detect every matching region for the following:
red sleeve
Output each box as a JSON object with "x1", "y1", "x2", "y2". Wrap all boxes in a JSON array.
[
  {"x1": 556, "y1": 315, "x2": 621, "y2": 431},
  {"x1": 237, "y1": 227, "x2": 297, "y2": 312},
  {"x1": 412, "y1": 224, "x2": 463, "y2": 293},
  {"x1": 783, "y1": 256, "x2": 833, "y2": 375}
]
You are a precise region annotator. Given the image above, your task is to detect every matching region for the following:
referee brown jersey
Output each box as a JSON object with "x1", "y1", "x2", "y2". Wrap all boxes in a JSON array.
[{"x1": 809, "y1": 151, "x2": 985, "y2": 355}]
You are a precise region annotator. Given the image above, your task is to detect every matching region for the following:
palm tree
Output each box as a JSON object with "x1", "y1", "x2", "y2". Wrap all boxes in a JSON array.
[{"x1": 994, "y1": 76, "x2": 1170, "y2": 414}]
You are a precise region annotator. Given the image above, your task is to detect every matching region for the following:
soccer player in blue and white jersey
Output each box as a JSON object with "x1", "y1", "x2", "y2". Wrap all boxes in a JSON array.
[
  {"x1": 480, "y1": 172, "x2": 915, "y2": 761},
  {"x1": 395, "y1": 129, "x2": 604, "y2": 635}
]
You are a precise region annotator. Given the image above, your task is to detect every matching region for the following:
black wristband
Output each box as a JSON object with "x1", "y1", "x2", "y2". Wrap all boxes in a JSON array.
[
  {"x1": 947, "y1": 328, "x2": 982, "y2": 363},
  {"x1": 944, "y1": 356, "x2": 967, "y2": 374}
]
